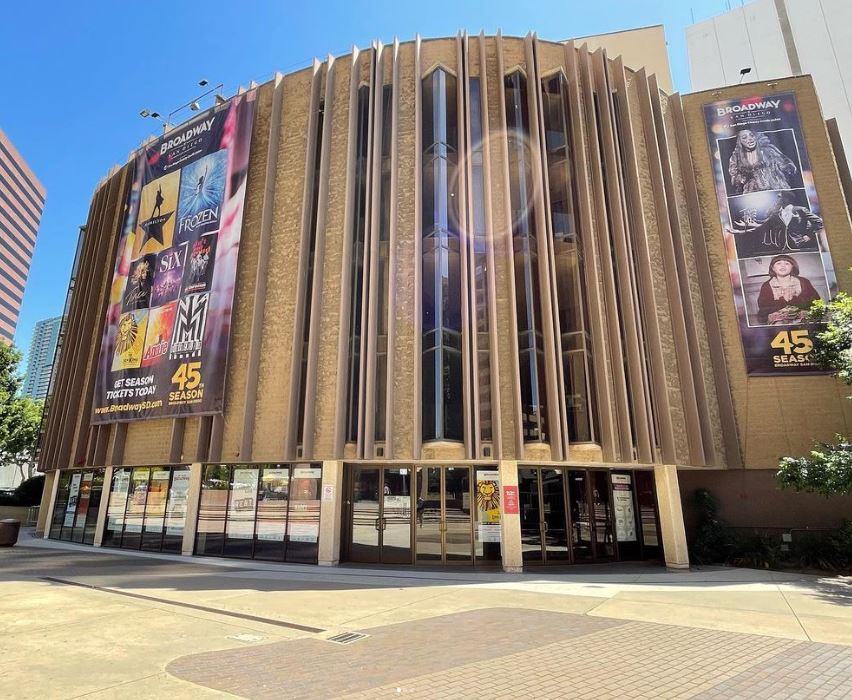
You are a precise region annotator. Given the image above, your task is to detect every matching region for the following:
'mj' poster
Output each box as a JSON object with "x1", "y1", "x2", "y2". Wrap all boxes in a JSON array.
[
  {"x1": 704, "y1": 92, "x2": 838, "y2": 374},
  {"x1": 92, "y1": 92, "x2": 256, "y2": 422}
]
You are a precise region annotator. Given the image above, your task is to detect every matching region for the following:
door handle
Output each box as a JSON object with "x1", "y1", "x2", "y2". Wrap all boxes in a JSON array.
[{"x1": 374, "y1": 518, "x2": 381, "y2": 531}]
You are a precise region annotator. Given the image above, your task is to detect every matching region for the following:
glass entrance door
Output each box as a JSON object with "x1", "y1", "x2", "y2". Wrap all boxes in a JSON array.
[
  {"x1": 415, "y1": 466, "x2": 473, "y2": 564},
  {"x1": 346, "y1": 466, "x2": 412, "y2": 564},
  {"x1": 519, "y1": 468, "x2": 570, "y2": 564}
]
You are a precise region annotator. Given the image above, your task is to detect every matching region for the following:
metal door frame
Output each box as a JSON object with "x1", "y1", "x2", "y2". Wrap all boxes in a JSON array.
[
  {"x1": 415, "y1": 465, "x2": 475, "y2": 565},
  {"x1": 343, "y1": 465, "x2": 414, "y2": 564},
  {"x1": 520, "y1": 467, "x2": 573, "y2": 566}
]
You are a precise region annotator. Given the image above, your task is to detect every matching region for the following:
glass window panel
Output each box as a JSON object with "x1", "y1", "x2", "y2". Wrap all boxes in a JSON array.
[
  {"x1": 591, "y1": 471, "x2": 615, "y2": 559},
  {"x1": 635, "y1": 470, "x2": 661, "y2": 552},
  {"x1": 568, "y1": 470, "x2": 593, "y2": 561},
  {"x1": 422, "y1": 68, "x2": 463, "y2": 443},
  {"x1": 564, "y1": 351, "x2": 592, "y2": 443},
  {"x1": 49, "y1": 471, "x2": 72, "y2": 540},
  {"x1": 443, "y1": 348, "x2": 464, "y2": 441},
  {"x1": 254, "y1": 465, "x2": 291, "y2": 562},
  {"x1": 120, "y1": 468, "x2": 151, "y2": 550},
  {"x1": 141, "y1": 469, "x2": 170, "y2": 551},
  {"x1": 162, "y1": 468, "x2": 190, "y2": 553},
  {"x1": 83, "y1": 471, "x2": 104, "y2": 545},
  {"x1": 70, "y1": 472, "x2": 94, "y2": 543},
  {"x1": 224, "y1": 467, "x2": 259, "y2": 558},
  {"x1": 518, "y1": 468, "x2": 543, "y2": 563},
  {"x1": 415, "y1": 467, "x2": 442, "y2": 562},
  {"x1": 286, "y1": 464, "x2": 322, "y2": 564},
  {"x1": 195, "y1": 464, "x2": 230, "y2": 556},
  {"x1": 103, "y1": 469, "x2": 130, "y2": 547},
  {"x1": 422, "y1": 348, "x2": 439, "y2": 441}
]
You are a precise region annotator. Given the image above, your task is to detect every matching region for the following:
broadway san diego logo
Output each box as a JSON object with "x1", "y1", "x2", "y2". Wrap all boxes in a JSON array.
[{"x1": 170, "y1": 293, "x2": 208, "y2": 359}]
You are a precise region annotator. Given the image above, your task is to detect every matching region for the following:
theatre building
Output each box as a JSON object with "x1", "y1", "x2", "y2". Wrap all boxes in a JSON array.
[{"x1": 36, "y1": 33, "x2": 852, "y2": 571}]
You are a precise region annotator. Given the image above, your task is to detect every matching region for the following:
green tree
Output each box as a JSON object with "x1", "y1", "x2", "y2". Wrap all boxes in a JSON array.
[
  {"x1": 777, "y1": 293, "x2": 852, "y2": 496},
  {"x1": 0, "y1": 343, "x2": 44, "y2": 482}
]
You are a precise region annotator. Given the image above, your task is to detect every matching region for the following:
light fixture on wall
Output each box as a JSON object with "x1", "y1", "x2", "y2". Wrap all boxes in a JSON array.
[{"x1": 738, "y1": 67, "x2": 752, "y2": 84}]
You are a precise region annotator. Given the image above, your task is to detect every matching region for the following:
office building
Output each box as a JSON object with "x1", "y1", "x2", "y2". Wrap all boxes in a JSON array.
[
  {"x1": 686, "y1": 0, "x2": 852, "y2": 159},
  {"x1": 0, "y1": 128, "x2": 45, "y2": 343},
  {"x1": 22, "y1": 316, "x2": 62, "y2": 400}
]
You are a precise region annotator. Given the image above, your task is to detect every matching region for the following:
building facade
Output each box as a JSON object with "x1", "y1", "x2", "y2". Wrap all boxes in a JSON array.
[
  {"x1": 21, "y1": 315, "x2": 61, "y2": 401},
  {"x1": 37, "y1": 34, "x2": 852, "y2": 571},
  {"x1": 686, "y1": 0, "x2": 852, "y2": 161},
  {"x1": 0, "y1": 127, "x2": 45, "y2": 344}
]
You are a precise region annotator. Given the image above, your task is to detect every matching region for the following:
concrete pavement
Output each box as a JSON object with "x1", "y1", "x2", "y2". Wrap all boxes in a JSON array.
[{"x1": 1, "y1": 533, "x2": 852, "y2": 698}]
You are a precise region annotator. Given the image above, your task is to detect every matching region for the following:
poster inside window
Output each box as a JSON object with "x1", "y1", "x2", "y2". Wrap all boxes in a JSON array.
[
  {"x1": 92, "y1": 92, "x2": 257, "y2": 421},
  {"x1": 703, "y1": 92, "x2": 837, "y2": 374}
]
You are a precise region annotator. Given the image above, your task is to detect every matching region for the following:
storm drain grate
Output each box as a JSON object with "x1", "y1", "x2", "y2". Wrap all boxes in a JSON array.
[{"x1": 326, "y1": 631, "x2": 368, "y2": 645}]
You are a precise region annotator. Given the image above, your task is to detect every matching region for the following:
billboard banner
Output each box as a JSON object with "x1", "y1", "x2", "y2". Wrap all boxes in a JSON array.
[
  {"x1": 703, "y1": 92, "x2": 837, "y2": 374},
  {"x1": 92, "y1": 92, "x2": 256, "y2": 422}
]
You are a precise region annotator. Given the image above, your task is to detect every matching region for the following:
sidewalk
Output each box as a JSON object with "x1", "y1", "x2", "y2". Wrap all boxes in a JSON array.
[{"x1": 2, "y1": 536, "x2": 852, "y2": 698}]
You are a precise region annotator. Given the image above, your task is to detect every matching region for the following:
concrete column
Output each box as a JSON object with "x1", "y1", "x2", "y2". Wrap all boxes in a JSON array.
[
  {"x1": 181, "y1": 462, "x2": 203, "y2": 556},
  {"x1": 41, "y1": 470, "x2": 61, "y2": 539},
  {"x1": 318, "y1": 460, "x2": 344, "y2": 566},
  {"x1": 35, "y1": 470, "x2": 57, "y2": 537},
  {"x1": 653, "y1": 464, "x2": 690, "y2": 569},
  {"x1": 93, "y1": 466, "x2": 113, "y2": 547},
  {"x1": 498, "y1": 459, "x2": 522, "y2": 573}
]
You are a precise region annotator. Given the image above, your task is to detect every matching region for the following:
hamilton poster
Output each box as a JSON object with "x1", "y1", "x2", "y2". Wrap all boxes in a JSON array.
[
  {"x1": 703, "y1": 92, "x2": 838, "y2": 374},
  {"x1": 92, "y1": 91, "x2": 256, "y2": 423}
]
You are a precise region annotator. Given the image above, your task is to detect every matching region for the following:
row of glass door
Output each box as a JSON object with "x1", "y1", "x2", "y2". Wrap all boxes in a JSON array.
[
  {"x1": 343, "y1": 466, "x2": 501, "y2": 565},
  {"x1": 344, "y1": 465, "x2": 661, "y2": 567},
  {"x1": 517, "y1": 468, "x2": 661, "y2": 564}
]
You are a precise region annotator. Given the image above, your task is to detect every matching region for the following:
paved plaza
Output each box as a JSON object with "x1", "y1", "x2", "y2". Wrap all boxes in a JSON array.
[{"x1": 2, "y1": 534, "x2": 852, "y2": 698}]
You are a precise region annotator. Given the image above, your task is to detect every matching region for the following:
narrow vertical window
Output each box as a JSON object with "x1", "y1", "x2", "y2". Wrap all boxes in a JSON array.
[
  {"x1": 541, "y1": 74, "x2": 597, "y2": 443},
  {"x1": 346, "y1": 86, "x2": 370, "y2": 443},
  {"x1": 505, "y1": 71, "x2": 548, "y2": 442},
  {"x1": 375, "y1": 85, "x2": 392, "y2": 443},
  {"x1": 422, "y1": 69, "x2": 463, "y2": 442},
  {"x1": 296, "y1": 99, "x2": 325, "y2": 446},
  {"x1": 469, "y1": 78, "x2": 492, "y2": 443}
]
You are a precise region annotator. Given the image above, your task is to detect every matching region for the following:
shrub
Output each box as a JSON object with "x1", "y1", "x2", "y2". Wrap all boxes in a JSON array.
[
  {"x1": 0, "y1": 474, "x2": 44, "y2": 507},
  {"x1": 688, "y1": 489, "x2": 734, "y2": 565},
  {"x1": 790, "y1": 532, "x2": 846, "y2": 571},
  {"x1": 14, "y1": 475, "x2": 44, "y2": 506},
  {"x1": 728, "y1": 531, "x2": 781, "y2": 570}
]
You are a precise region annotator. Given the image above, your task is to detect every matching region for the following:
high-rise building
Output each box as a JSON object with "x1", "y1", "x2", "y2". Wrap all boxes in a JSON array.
[
  {"x1": 0, "y1": 127, "x2": 45, "y2": 344},
  {"x1": 21, "y1": 315, "x2": 61, "y2": 401},
  {"x1": 686, "y1": 0, "x2": 852, "y2": 158}
]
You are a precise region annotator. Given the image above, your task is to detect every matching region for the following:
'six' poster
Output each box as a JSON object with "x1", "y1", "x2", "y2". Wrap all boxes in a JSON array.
[{"x1": 92, "y1": 92, "x2": 256, "y2": 422}]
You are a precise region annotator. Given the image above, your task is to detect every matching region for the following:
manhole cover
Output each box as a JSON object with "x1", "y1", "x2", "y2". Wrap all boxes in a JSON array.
[
  {"x1": 326, "y1": 632, "x2": 368, "y2": 645},
  {"x1": 227, "y1": 634, "x2": 265, "y2": 643}
]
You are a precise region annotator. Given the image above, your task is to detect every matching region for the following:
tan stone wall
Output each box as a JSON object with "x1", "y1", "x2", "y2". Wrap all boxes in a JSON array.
[
  {"x1": 42, "y1": 35, "x2": 757, "y2": 477},
  {"x1": 313, "y1": 55, "x2": 353, "y2": 460},
  {"x1": 681, "y1": 76, "x2": 852, "y2": 469}
]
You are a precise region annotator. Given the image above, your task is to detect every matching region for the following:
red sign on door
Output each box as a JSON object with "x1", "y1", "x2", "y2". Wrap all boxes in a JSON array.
[{"x1": 503, "y1": 485, "x2": 519, "y2": 515}]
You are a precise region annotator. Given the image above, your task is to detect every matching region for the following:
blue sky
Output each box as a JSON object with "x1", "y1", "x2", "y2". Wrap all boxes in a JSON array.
[{"x1": 0, "y1": 0, "x2": 730, "y2": 368}]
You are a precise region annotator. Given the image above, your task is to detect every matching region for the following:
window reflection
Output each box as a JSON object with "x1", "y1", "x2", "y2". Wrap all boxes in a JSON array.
[
  {"x1": 541, "y1": 73, "x2": 597, "y2": 443},
  {"x1": 505, "y1": 71, "x2": 548, "y2": 442},
  {"x1": 346, "y1": 85, "x2": 371, "y2": 443},
  {"x1": 422, "y1": 68, "x2": 463, "y2": 441},
  {"x1": 470, "y1": 78, "x2": 492, "y2": 444},
  {"x1": 194, "y1": 463, "x2": 323, "y2": 564}
]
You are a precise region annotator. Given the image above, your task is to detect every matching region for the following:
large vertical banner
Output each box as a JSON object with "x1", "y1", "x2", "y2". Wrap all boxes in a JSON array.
[
  {"x1": 704, "y1": 92, "x2": 837, "y2": 374},
  {"x1": 93, "y1": 92, "x2": 256, "y2": 422}
]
